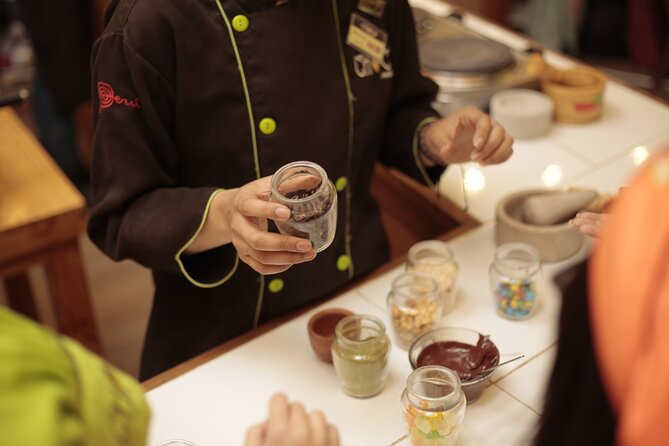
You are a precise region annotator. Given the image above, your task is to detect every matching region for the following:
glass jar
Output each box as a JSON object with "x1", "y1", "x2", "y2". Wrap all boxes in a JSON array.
[
  {"x1": 489, "y1": 242, "x2": 542, "y2": 320},
  {"x1": 401, "y1": 366, "x2": 466, "y2": 446},
  {"x1": 270, "y1": 161, "x2": 337, "y2": 252},
  {"x1": 407, "y1": 241, "x2": 459, "y2": 315},
  {"x1": 387, "y1": 272, "x2": 442, "y2": 350},
  {"x1": 331, "y1": 314, "x2": 391, "y2": 398}
]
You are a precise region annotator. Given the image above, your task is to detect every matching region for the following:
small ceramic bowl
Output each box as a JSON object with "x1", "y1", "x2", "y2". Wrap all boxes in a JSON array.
[
  {"x1": 307, "y1": 308, "x2": 354, "y2": 363},
  {"x1": 408, "y1": 327, "x2": 499, "y2": 403}
]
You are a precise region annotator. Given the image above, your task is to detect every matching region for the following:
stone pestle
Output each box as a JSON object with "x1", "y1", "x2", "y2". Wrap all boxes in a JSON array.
[{"x1": 523, "y1": 189, "x2": 598, "y2": 226}]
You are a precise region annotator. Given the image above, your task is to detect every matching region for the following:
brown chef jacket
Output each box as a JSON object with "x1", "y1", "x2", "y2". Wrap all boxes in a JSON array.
[{"x1": 89, "y1": 0, "x2": 443, "y2": 379}]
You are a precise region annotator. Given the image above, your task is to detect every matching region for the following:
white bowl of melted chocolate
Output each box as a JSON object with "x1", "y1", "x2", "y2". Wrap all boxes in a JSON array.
[{"x1": 408, "y1": 327, "x2": 499, "y2": 403}]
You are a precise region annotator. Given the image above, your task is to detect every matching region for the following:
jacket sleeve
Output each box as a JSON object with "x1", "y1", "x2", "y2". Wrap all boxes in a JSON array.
[
  {"x1": 88, "y1": 31, "x2": 237, "y2": 287},
  {"x1": 379, "y1": 0, "x2": 444, "y2": 187},
  {"x1": 0, "y1": 308, "x2": 149, "y2": 446}
]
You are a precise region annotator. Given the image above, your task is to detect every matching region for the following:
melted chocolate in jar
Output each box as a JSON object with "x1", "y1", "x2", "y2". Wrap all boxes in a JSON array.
[{"x1": 416, "y1": 334, "x2": 499, "y2": 381}]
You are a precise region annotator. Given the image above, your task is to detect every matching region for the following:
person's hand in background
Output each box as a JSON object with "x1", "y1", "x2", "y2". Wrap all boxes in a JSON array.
[
  {"x1": 570, "y1": 211, "x2": 609, "y2": 238},
  {"x1": 421, "y1": 106, "x2": 514, "y2": 166},
  {"x1": 245, "y1": 394, "x2": 340, "y2": 446}
]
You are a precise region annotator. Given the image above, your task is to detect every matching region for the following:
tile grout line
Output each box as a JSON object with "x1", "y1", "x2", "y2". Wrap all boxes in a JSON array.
[
  {"x1": 491, "y1": 342, "x2": 557, "y2": 384},
  {"x1": 493, "y1": 382, "x2": 542, "y2": 417},
  {"x1": 549, "y1": 136, "x2": 601, "y2": 167},
  {"x1": 558, "y1": 127, "x2": 669, "y2": 185}
]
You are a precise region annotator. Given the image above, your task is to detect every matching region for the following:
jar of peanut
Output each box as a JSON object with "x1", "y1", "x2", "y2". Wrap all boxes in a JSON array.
[
  {"x1": 387, "y1": 272, "x2": 442, "y2": 350},
  {"x1": 407, "y1": 241, "x2": 459, "y2": 315}
]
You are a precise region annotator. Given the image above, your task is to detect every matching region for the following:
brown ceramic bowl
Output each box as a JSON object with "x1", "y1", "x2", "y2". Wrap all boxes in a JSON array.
[{"x1": 307, "y1": 308, "x2": 354, "y2": 363}]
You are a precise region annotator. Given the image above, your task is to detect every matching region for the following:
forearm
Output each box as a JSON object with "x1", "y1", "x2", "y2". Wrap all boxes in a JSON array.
[{"x1": 183, "y1": 188, "x2": 237, "y2": 255}]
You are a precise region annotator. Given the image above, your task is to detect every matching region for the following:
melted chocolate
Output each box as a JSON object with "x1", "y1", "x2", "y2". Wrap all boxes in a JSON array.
[{"x1": 416, "y1": 334, "x2": 499, "y2": 381}]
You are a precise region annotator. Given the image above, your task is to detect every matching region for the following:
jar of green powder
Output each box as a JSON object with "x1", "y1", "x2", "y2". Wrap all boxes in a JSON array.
[{"x1": 331, "y1": 314, "x2": 390, "y2": 398}]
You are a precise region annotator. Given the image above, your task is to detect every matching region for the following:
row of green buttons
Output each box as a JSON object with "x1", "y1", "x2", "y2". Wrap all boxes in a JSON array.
[
  {"x1": 232, "y1": 12, "x2": 351, "y2": 294},
  {"x1": 267, "y1": 255, "x2": 351, "y2": 293},
  {"x1": 232, "y1": 17, "x2": 278, "y2": 136}
]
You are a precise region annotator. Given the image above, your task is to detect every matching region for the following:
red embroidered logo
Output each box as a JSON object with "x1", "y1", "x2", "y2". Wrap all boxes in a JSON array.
[{"x1": 97, "y1": 82, "x2": 141, "y2": 111}]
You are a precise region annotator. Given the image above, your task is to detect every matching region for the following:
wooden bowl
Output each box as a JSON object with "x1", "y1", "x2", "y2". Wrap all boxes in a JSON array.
[{"x1": 541, "y1": 68, "x2": 606, "y2": 124}]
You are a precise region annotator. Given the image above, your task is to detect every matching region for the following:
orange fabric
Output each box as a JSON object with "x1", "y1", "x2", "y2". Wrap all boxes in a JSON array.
[{"x1": 590, "y1": 149, "x2": 669, "y2": 446}]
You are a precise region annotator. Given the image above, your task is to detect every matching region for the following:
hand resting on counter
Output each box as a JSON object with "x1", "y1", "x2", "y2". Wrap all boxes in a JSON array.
[{"x1": 245, "y1": 394, "x2": 340, "y2": 446}]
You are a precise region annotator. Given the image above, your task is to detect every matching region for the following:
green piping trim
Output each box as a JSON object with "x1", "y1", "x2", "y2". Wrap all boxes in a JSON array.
[
  {"x1": 413, "y1": 116, "x2": 439, "y2": 189},
  {"x1": 213, "y1": 0, "x2": 261, "y2": 180},
  {"x1": 175, "y1": 189, "x2": 240, "y2": 288},
  {"x1": 213, "y1": 0, "x2": 265, "y2": 326},
  {"x1": 331, "y1": 0, "x2": 355, "y2": 280},
  {"x1": 253, "y1": 275, "x2": 265, "y2": 329}
]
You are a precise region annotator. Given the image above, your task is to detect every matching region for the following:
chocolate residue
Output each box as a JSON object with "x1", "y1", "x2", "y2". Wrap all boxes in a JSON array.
[
  {"x1": 285, "y1": 186, "x2": 320, "y2": 200},
  {"x1": 416, "y1": 334, "x2": 500, "y2": 381}
]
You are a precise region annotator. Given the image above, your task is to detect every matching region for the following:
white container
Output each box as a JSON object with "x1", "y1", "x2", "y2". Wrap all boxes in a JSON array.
[{"x1": 490, "y1": 89, "x2": 554, "y2": 139}]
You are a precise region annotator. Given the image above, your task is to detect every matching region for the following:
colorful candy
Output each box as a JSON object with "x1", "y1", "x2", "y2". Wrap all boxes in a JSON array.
[{"x1": 494, "y1": 279, "x2": 537, "y2": 319}]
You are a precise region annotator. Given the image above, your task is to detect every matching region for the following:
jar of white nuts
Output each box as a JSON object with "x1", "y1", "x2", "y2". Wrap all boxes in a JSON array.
[
  {"x1": 387, "y1": 272, "x2": 442, "y2": 350},
  {"x1": 406, "y1": 241, "x2": 459, "y2": 315}
]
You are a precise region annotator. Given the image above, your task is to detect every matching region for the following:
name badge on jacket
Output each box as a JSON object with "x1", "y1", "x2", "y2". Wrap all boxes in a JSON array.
[
  {"x1": 346, "y1": 13, "x2": 388, "y2": 63},
  {"x1": 358, "y1": 0, "x2": 386, "y2": 18}
]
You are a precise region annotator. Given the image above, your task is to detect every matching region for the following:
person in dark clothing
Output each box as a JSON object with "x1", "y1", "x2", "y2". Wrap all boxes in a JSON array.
[
  {"x1": 532, "y1": 260, "x2": 617, "y2": 446},
  {"x1": 89, "y1": 0, "x2": 514, "y2": 379},
  {"x1": 19, "y1": 0, "x2": 96, "y2": 185},
  {"x1": 535, "y1": 148, "x2": 669, "y2": 446}
]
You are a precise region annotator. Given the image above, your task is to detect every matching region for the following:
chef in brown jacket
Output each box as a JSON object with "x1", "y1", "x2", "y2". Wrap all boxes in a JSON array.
[{"x1": 89, "y1": 0, "x2": 513, "y2": 379}]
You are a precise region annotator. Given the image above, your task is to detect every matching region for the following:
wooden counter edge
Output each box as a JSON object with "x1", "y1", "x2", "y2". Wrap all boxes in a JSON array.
[{"x1": 141, "y1": 220, "x2": 479, "y2": 392}]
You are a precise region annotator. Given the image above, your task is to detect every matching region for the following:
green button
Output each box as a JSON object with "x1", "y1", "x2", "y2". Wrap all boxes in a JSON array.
[
  {"x1": 268, "y1": 278, "x2": 284, "y2": 293},
  {"x1": 336, "y1": 255, "x2": 351, "y2": 272},
  {"x1": 335, "y1": 176, "x2": 348, "y2": 192},
  {"x1": 231, "y1": 15, "x2": 249, "y2": 32},
  {"x1": 259, "y1": 117, "x2": 277, "y2": 135}
]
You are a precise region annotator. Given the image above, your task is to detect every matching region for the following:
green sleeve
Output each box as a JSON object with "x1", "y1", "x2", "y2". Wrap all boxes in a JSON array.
[{"x1": 0, "y1": 308, "x2": 150, "y2": 446}]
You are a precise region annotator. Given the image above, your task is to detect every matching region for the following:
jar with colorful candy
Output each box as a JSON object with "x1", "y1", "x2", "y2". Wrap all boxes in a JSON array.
[
  {"x1": 406, "y1": 241, "x2": 459, "y2": 315},
  {"x1": 489, "y1": 242, "x2": 541, "y2": 320},
  {"x1": 401, "y1": 365, "x2": 466, "y2": 446}
]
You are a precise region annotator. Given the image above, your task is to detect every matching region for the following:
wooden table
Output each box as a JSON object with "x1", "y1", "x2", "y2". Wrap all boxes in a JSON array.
[{"x1": 0, "y1": 107, "x2": 101, "y2": 354}]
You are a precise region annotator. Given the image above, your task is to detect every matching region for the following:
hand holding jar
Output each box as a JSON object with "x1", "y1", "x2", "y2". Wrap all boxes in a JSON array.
[{"x1": 182, "y1": 175, "x2": 319, "y2": 276}]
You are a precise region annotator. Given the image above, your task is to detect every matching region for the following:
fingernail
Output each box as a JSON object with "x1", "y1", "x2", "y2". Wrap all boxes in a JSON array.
[
  {"x1": 303, "y1": 251, "x2": 316, "y2": 260},
  {"x1": 297, "y1": 241, "x2": 312, "y2": 252},
  {"x1": 275, "y1": 207, "x2": 289, "y2": 219},
  {"x1": 474, "y1": 137, "x2": 484, "y2": 149}
]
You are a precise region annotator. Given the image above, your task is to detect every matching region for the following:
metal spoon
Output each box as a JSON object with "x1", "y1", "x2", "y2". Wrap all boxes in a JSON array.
[{"x1": 482, "y1": 354, "x2": 525, "y2": 374}]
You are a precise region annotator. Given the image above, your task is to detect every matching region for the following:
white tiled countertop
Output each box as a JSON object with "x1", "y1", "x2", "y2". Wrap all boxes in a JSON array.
[{"x1": 146, "y1": 1, "x2": 669, "y2": 445}]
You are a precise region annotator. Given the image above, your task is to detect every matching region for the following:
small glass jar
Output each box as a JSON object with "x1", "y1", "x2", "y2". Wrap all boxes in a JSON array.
[
  {"x1": 387, "y1": 272, "x2": 442, "y2": 350},
  {"x1": 270, "y1": 161, "x2": 337, "y2": 252},
  {"x1": 331, "y1": 314, "x2": 391, "y2": 398},
  {"x1": 401, "y1": 366, "x2": 466, "y2": 446},
  {"x1": 407, "y1": 241, "x2": 459, "y2": 315},
  {"x1": 489, "y1": 242, "x2": 542, "y2": 320}
]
